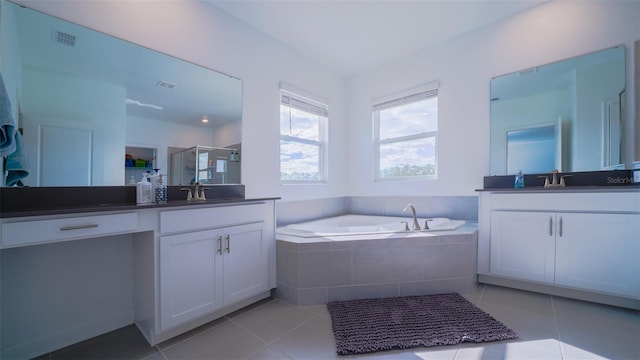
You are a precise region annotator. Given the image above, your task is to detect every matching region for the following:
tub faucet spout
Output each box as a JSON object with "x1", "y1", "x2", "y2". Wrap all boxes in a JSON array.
[{"x1": 402, "y1": 203, "x2": 421, "y2": 230}]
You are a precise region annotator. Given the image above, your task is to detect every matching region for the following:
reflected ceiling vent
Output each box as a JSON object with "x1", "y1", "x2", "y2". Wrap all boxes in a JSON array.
[
  {"x1": 52, "y1": 30, "x2": 76, "y2": 47},
  {"x1": 156, "y1": 80, "x2": 176, "y2": 89}
]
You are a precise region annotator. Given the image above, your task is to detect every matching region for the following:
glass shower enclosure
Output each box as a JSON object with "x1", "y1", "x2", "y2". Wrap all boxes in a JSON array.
[{"x1": 169, "y1": 146, "x2": 240, "y2": 185}]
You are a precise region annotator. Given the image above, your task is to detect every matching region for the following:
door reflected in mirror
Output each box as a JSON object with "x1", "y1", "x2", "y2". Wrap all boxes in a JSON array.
[
  {"x1": 490, "y1": 46, "x2": 625, "y2": 176},
  {"x1": 507, "y1": 122, "x2": 561, "y2": 175},
  {"x1": 0, "y1": 1, "x2": 242, "y2": 187}
]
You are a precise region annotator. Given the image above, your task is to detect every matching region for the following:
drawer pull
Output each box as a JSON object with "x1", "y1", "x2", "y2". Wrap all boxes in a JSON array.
[
  {"x1": 217, "y1": 235, "x2": 223, "y2": 255},
  {"x1": 225, "y1": 234, "x2": 231, "y2": 253},
  {"x1": 59, "y1": 224, "x2": 99, "y2": 231},
  {"x1": 549, "y1": 217, "x2": 553, "y2": 236}
]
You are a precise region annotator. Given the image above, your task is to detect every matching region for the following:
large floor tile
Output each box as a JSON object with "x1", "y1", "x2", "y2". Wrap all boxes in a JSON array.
[
  {"x1": 245, "y1": 344, "x2": 294, "y2": 360},
  {"x1": 455, "y1": 339, "x2": 563, "y2": 360},
  {"x1": 162, "y1": 321, "x2": 266, "y2": 360},
  {"x1": 272, "y1": 315, "x2": 339, "y2": 360},
  {"x1": 230, "y1": 299, "x2": 317, "y2": 343},
  {"x1": 479, "y1": 285, "x2": 554, "y2": 317},
  {"x1": 553, "y1": 296, "x2": 640, "y2": 360},
  {"x1": 476, "y1": 301, "x2": 559, "y2": 342}
]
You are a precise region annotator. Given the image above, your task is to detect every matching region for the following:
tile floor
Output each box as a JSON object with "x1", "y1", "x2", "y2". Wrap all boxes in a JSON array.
[{"x1": 36, "y1": 284, "x2": 640, "y2": 360}]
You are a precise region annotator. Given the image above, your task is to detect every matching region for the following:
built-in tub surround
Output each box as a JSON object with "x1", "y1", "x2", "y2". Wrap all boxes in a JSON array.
[{"x1": 275, "y1": 219, "x2": 477, "y2": 306}]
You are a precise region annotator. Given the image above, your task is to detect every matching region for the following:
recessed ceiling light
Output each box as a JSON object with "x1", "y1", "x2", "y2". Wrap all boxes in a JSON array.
[{"x1": 201, "y1": 116, "x2": 209, "y2": 124}]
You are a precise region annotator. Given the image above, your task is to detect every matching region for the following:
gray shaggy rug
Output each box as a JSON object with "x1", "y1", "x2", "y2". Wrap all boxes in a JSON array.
[{"x1": 327, "y1": 293, "x2": 518, "y2": 355}]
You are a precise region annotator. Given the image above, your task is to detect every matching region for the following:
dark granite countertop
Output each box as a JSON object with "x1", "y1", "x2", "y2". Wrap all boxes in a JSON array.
[
  {"x1": 0, "y1": 185, "x2": 279, "y2": 219},
  {"x1": 0, "y1": 197, "x2": 280, "y2": 219},
  {"x1": 477, "y1": 185, "x2": 640, "y2": 193}
]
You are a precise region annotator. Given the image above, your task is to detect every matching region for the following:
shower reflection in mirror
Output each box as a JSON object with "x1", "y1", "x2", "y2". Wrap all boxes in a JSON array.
[{"x1": 506, "y1": 120, "x2": 562, "y2": 175}]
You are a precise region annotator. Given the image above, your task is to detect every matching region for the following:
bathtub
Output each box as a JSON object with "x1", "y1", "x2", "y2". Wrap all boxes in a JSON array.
[
  {"x1": 276, "y1": 214, "x2": 465, "y2": 238},
  {"x1": 275, "y1": 214, "x2": 477, "y2": 305}
]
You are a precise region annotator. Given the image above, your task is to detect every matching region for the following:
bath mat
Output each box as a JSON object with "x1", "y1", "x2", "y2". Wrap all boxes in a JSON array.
[{"x1": 327, "y1": 293, "x2": 517, "y2": 355}]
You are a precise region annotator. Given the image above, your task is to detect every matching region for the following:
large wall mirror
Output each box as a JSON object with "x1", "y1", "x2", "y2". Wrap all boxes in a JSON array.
[
  {"x1": 0, "y1": 1, "x2": 242, "y2": 187},
  {"x1": 490, "y1": 46, "x2": 625, "y2": 175}
]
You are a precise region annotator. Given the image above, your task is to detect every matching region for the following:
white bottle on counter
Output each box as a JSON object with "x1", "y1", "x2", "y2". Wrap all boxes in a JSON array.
[{"x1": 136, "y1": 174, "x2": 153, "y2": 205}]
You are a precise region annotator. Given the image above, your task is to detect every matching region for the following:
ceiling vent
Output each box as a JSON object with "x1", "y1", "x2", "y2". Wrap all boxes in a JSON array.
[
  {"x1": 52, "y1": 30, "x2": 76, "y2": 47},
  {"x1": 156, "y1": 80, "x2": 176, "y2": 89}
]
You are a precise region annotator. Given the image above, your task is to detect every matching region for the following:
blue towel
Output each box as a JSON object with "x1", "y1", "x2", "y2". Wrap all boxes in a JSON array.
[
  {"x1": 5, "y1": 130, "x2": 30, "y2": 186},
  {"x1": 0, "y1": 73, "x2": 17, "y2": 157}
]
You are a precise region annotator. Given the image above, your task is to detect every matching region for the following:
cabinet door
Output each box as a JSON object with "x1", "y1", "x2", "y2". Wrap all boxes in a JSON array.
[
  {"x1": 159, "y1": 229, "x2": 223, "y2": 330},
  {"x1": 555, "y1": 213, "x2": 640, "y2": 297},
  {"x1": 490, "y1": 211, "x2": 556, "y2": 283},
  {"x1": 222, "y1": 222, "x2": 268, "y2": 305}
]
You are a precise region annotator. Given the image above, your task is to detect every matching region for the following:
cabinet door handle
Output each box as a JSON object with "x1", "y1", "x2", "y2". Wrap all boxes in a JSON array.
[
  {"x1": 217, "y1": 235, "x2": 223, "y2": 255},
  {"x1": 225, "y1": 234, "x2": 230, "y2": 253},
  {"x1": 559, "y1": 217, "x2": 563, "y2": 237},
  {"x1": 60, "y1": 224, "x2": 99, "y2": 231},
  {"x1": 549, "y1": 217, "x2": 553, "y2": 236}
]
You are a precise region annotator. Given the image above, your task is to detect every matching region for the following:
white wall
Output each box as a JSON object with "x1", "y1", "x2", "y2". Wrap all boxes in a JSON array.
[
  {"x1": 347, "y1": 0, "x2": 639, "y2": 196},
  {"x1": 11, "y1": 0, "x2": 349, "y2": 201}
]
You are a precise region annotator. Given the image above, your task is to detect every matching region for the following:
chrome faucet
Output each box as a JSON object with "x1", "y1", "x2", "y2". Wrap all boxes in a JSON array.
[{"x1": 402, "y1": 203, "x2": 421, "y2": 230}]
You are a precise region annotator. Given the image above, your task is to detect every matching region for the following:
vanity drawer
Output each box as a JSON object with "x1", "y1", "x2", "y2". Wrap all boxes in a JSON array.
[
  {"x1": 160, "y1": 202, "x2": 266, "y2": 234},
  {"x1": 1, "y1": 212, "x2": 138, "y2": 248}
]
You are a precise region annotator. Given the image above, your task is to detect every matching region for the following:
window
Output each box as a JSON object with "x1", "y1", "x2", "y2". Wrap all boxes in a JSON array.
[
  {"x1": 280, "y1": 87, "x2": 328, "y2": 182},
  {"x1": 373, "y1": 83, "x2": 438, "y2": 180}
]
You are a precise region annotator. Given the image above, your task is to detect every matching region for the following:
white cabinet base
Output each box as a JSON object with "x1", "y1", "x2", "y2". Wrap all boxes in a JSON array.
[
  {"x1": 138, "y1": 291, "x2": 272, "y2": 346},
  {"x1": 479, "y1": 274, "x2": 640, "y2": 310}
]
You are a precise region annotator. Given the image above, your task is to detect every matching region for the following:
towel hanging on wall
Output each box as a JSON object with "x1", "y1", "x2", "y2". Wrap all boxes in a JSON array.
[
  {"x1": 5, "y1": 130, "x2": 30, "y2": 186},
  {"x1": 0, "y1": 73, "x2": 17, "y2": 157}
]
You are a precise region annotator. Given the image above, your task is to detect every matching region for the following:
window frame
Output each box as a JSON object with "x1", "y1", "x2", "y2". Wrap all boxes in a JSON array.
[
  {"x1": 372, "y1": 82, "x2": 439, "y2": 181},
  {"x1": 279, "y1": 86, "x2": 328, "y2": 184}
]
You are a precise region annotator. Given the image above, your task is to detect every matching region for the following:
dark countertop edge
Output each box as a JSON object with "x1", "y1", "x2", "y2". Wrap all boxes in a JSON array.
[
  {"x1": 476, "y1": 186, "x2": 640, "y2": 193},
  {"x1": 0, "y1": 197, "x2": 281, "y2": 219}
]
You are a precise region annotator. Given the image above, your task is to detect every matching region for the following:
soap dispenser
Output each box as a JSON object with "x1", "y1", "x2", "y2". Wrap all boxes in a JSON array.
[
  {"x1": 155, "y1": 174, "x2": 168, "y2": 204},
  {"x1": 514, "y1": 170, "x2": 525, "y2": 189},
  {"x1": 136, "y1": 174, "x2": 153, "y2": 205}
]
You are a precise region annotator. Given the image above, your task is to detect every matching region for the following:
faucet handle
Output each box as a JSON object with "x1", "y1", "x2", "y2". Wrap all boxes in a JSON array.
[
  {"x1": 538, "y1": 176, "x2": 550, "y2": 188},
  {"x1": 200, "y1": 188, "x2": 210, "y2": 200},
  {"x1": 401, "y1": 221, "x2": 410, "y2": 232},
  {"x1": 559, "y1": 175, "x2": 572, "y2": 187},
  {"x1": 180, "y1": 188, "x2": 193, "y2": 201}
]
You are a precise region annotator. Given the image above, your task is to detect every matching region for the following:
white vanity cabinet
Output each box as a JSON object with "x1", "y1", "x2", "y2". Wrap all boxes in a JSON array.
[
  {"x1": 157, "y1": 202, "x2": 271, "y2": 332},
  {"x1": 479, "y1": 189, "x2": 640, "y2": 307},
  {"x1": 554, "y1": 212, "x2": 640, "y2": 297},
  {"x1": 490, "y1": 211, "x2": 556, "y2": 283},
  {"x1": 0, "y1": 197, "x2": 277, "y2": 359}
]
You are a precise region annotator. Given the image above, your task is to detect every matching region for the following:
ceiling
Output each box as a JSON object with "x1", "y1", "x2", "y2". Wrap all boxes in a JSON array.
[{"x1": 207, "y1": 0, "x2": 548, "y2": 77}]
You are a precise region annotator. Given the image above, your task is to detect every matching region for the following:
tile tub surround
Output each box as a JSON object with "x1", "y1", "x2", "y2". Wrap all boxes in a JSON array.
[
  {"x1": 276, "y1": 195, "x2": 478, "y2": 227},
  {"x1": 275, "y1": 224, "x2": 478, "y2": 305}
]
